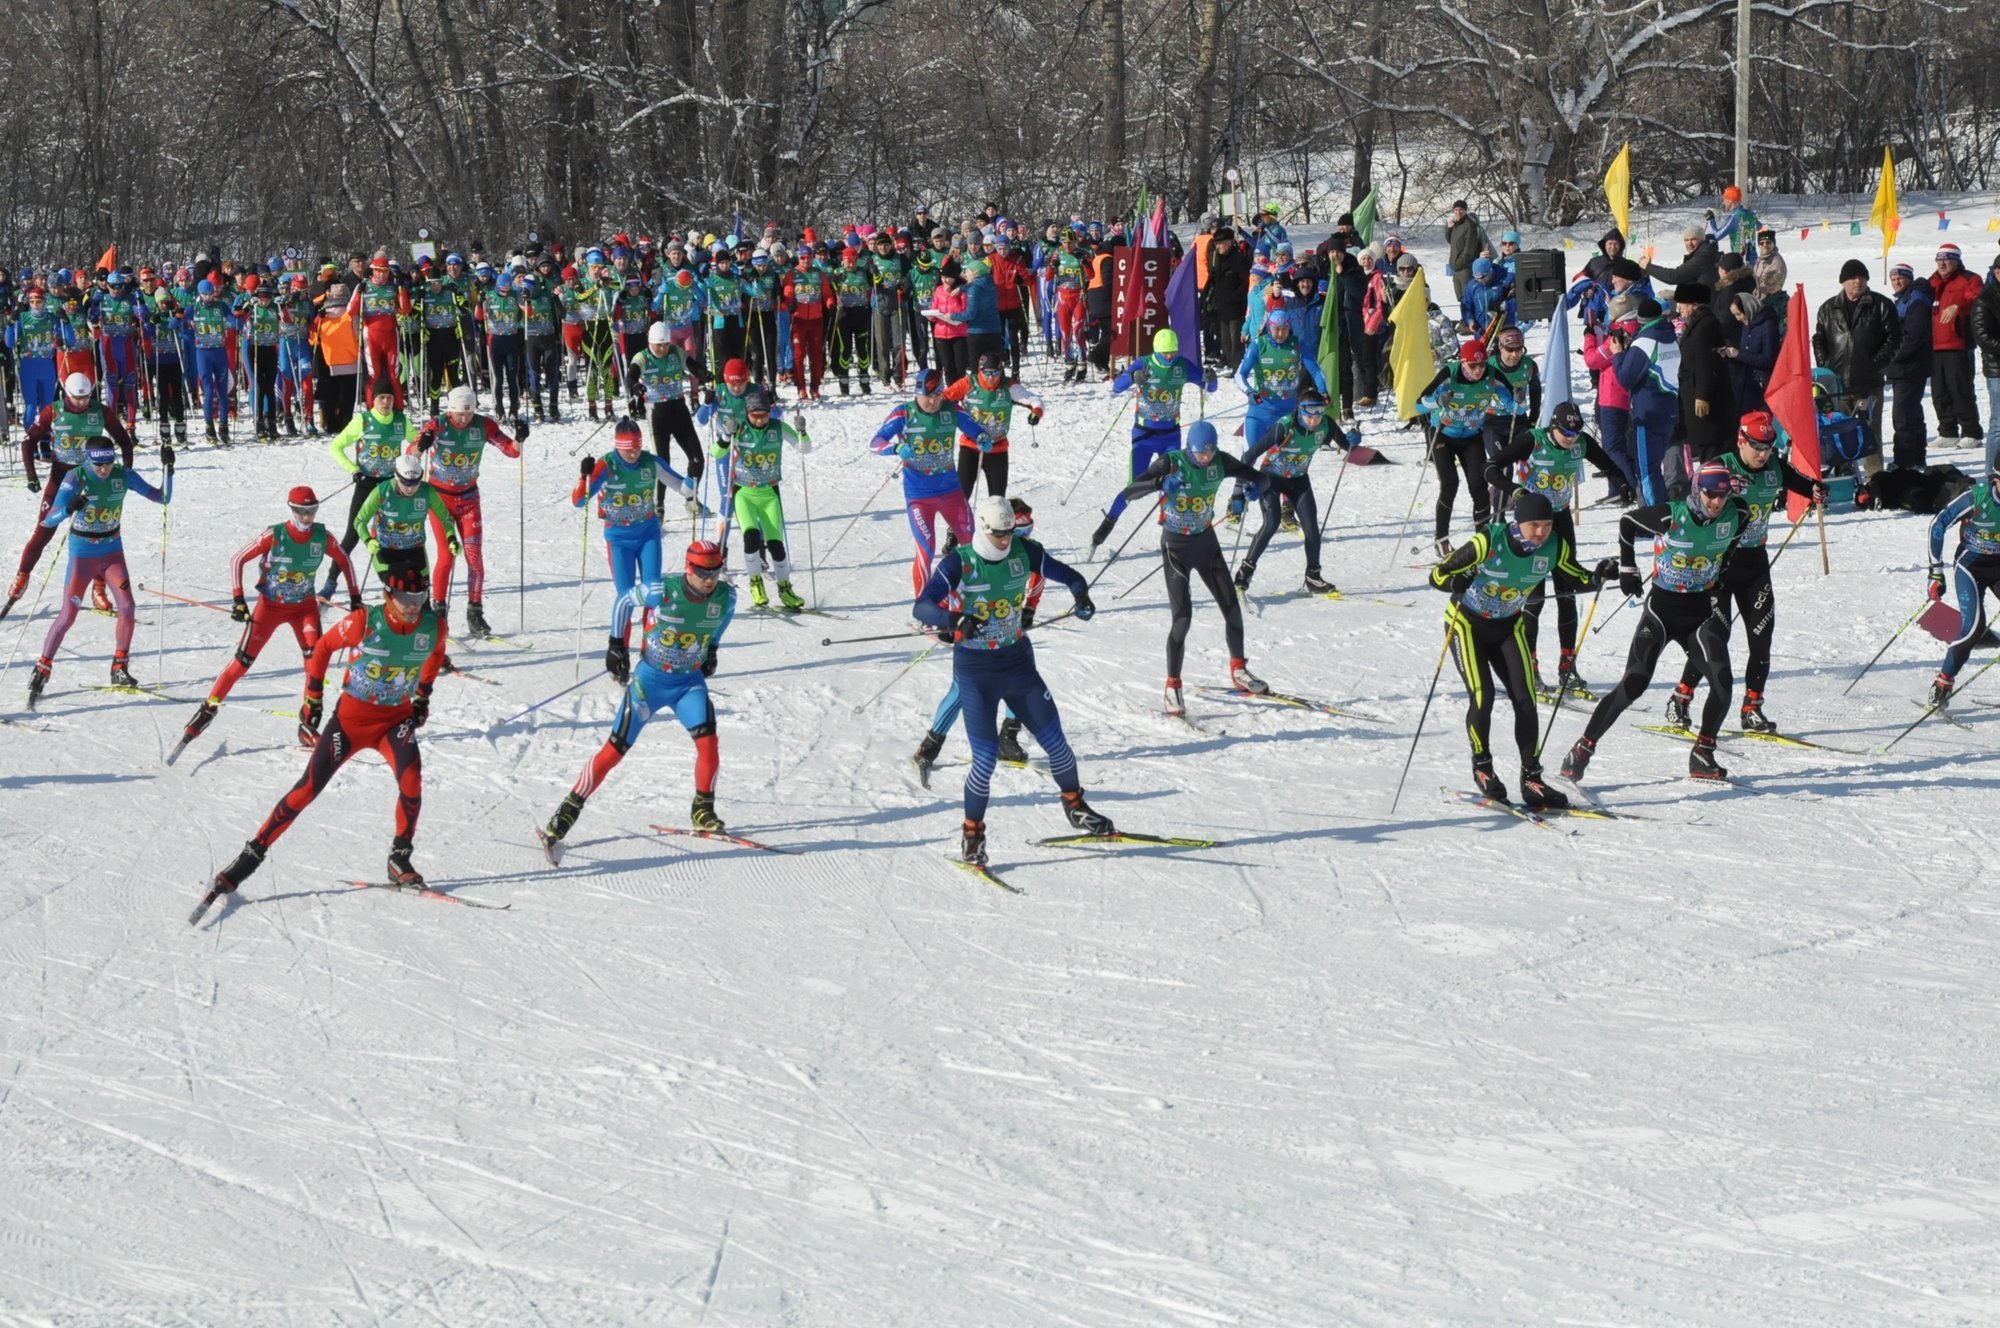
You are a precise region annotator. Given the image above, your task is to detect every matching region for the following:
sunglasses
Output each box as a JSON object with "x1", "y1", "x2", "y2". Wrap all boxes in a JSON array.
[
  {"x1": 387, "y1": 588, "x2": 428, "y2": 607},
  {"x1": 1744, "y1": 437, "x2": 1776, "y2": 450},
  {"x1": 685, "y1": 564, "x2": 721, "y2": 582},
  {"x1": 289, "y1": 503, "x2": 320, "y2": 518}
]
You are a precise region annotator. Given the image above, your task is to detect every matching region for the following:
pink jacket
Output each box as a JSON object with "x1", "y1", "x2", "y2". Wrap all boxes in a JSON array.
[
  {"x1": 1581, "y1": 326, "x2": 1633, "y2": 411},
  {"x1": 929, "y1": 284, "x2": 968, "y2": 341}
]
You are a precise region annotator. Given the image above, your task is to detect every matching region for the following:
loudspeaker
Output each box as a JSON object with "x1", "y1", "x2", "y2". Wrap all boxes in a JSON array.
[{"x1": 1514, "y1": 248, "x2": 1564, "y2": 320}]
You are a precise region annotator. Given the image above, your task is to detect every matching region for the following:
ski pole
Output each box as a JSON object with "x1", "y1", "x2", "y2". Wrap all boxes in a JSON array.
[
  {"x1": 518, "y1": 444, "x2": 527, "y2": 634},
  {"x1": 1115, "y1": 558, "x2": 1164, "y2": 601},
  {"x1": 1086, "y1": 495, "x2": 1163, "y2": 593},
  {"x1": 1844, "y1": 596, "x2": 1930, "y2": 696},
  {"x1": 1592, "y1": 568, "x2": 1654, "y2": 636},
  {"x1": 1884, "y1": 650, "x2": 2000, "y2": 752},
  {"x1": 1389, "y1": 628, "x2": 1454, "y2": 814},
  {"x1": 797, "y1": 415, "x2": 819, "y2": 608},
  {"x1": 1389, "y1": 419, "x2": 1439, "y2": 568},
  {"x1": 495, "y1": 671, "x2": 600, "y2": 728},
  {"x1": 1537, "y1": 579, "x2": 1606, "y2": 757},
  {"x1": 156, "y1": 497, "x2": 168, "y2": 677},
  {"x1": 821, "y1": 626, "x2": 927, "y2": 648},
  {"x1": 821, "y1": 466, "x2": 897, "y2": 564},
  {"x1": 0, "y1": 552, "x2": 62, "y2": 683},
  {"x1": 1059, "y1": 395, "x2": 1134, "y2": 505},
  {"x1": 851, "y1": 639, "x2": 940, "y2": 713},
  {"x1": 137, "y1": 583, "x2": 229, "y2": 613},
  {"x1": 1763, "y1": 502, "x2": 1812, "y2": 572},
  {"x1": 566, "y1": 410, "x2": 616, "y2": 456}
]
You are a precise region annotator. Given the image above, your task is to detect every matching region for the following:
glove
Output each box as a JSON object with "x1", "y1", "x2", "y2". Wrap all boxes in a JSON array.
[
  {"x1": 1704, "y1": 208, "x2": 1717, "y2": 222},
  {"x1": 695, "y1": 402, "x2": 714, "y2": 425},
  {"x1": 1694, "y1": 398, "x2": 1710, "y2": 419},
  {"x1": 1812, "y1": 482, "x2": 1829, "y2": 505},
  {"x1": 410, "y1": 686, "x2": 431, "y2": 728},
  {"x1": 1618, "y1": 567, "x2": 1643, "y2": 600},
  {"x1": 66, "y1": 487, "x2": 87, "y2": 515},
  {"x1": 513, "y1": 418, "x2": 530, "y2": 443},
  {"x1": 1339, "y1": 427, "x2": 1358, "y2": 452},
  {"x1": 25, "y1": 476, "x2": 38, "y2": 494},
  {"x1": 1593, "y1": 557, "x2": 1619, "y2": 587},
  {"x1": 448, "y1": 538, "x2": 462, "y2": 557},
  {"x1": 1161, "y1": 473, "x2": 1184, "y2": 496},
  {"x1": 702, "y1": 386, "x2": 716, "y2": 407},
  {"x1": 1203, "y1": 371, "x2": 1219, "y2": 393},
  {"x1": 701, "y1": 644, "x2": 718, "y2": 677},
  {"x1": 300, "y1": 695, "x2": 322, "y2": 738},
  {"x1": 1020, "y1": 605, "x2": 1037, "y2": 631},
  {"x1": 1073, "y1": 592, "x2": 1096, "y2": 622},
  {"x1": 160, "y1": 443, "x2": 175, "y2": 472},
  {"x1": 1929, "y1": 564, "x2": 1946, "y2": 603},
  {"x1": 1242, "y1": 480, "x2": 1262, "y2": 503},
  {"x1": 417, "y1": 420, "x2": 439, "y2": 447},
  {"x1": 605, "y1": 637, "x2": 630, "y2": 683},
  {"x1": 580, "y1": 457, "x2": 595, "y2": 478},
  {"x1": 630, "y1": 395, "x2": 644, "y2": 417},
  {"x1": 230, "y1": 593, "x2": 250, "y2": 622},
  {"x1": 948, "y1": 610, "x2": 979, "y2": 642},
  {"x1": 348, "y1": 591, "x2": 363, "y2": 612},
  {"x1": 1027, "y1": 407, "x2": 1043, "y2": 427},
  {"x1": 796, "y1": 434, "x2": 813, "y2": 454}
]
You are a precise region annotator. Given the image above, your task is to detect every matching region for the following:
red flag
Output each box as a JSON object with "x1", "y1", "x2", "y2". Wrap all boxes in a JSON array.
[{"x1": 1767, "y1": 282, "x2": 1819, "y2": 521}]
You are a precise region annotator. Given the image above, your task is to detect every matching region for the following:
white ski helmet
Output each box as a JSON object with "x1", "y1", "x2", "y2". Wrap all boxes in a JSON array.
[
  {"x1": 647, "y1": 321, "x2": 670, "y2": 347},
  {"x1": 393, "y1": 453, "x2": 424, "y2": 482},
  {"x1": 976, "y1": 495, "x2": 1015, "y2": 536},
  {"x1": 62, "y1": 371, "x2": 92, "y2": 399},
  {"x1": 444, "y1": 385, "x2": 476, "y2": 414}
]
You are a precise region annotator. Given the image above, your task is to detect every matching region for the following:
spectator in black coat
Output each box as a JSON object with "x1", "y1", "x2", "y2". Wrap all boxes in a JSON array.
[
  {"x1": 1647, "y1": 226, "x2": 1719, "y2": 295},
  {"x1": 1721, "y1": 293, "x2": 1778, "y2": 415},
  {"x1": 1674, "y1": 281, "x2": 1734, "y2": 465},
  {"x1": 1202, "y1": 228, "x2": 1252, "y2": 371},
  {"x1": 1812, "y1": 258, "x2": 1903, "y2": 479},
  {"x1": 1885, "y1": 260, "x2": 1934, "y2": 470},
  {"x1": 1973, "y1": 254, "x2": 2000, "y2": 475}
]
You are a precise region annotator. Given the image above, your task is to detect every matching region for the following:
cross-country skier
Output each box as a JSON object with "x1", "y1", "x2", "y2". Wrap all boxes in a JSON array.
[
  {"x1": 1089, "y1": 329, "x2": 1207, "y2": 550},
  {"x1": 627, "y1": 321, "x2": 708, "y2": 506},
  {"x1": 943, "y1": 351, "x2": 1043, "y2": 498},
  {"x1": 417, "y1": 385, "x2": 523, "y2": 638},
  {"x1": 1921, "y1": 454, "x2": 2000, "y2": 711},
  {"x1": 5, "y1": 373, "x2": 136, "y2": 617},
  {"x1": 1232, "y1": 387, "x2": 1351, "y2": 594},
  {"x1": 912, "y1": 497, "x2": 1039, "y2": 784},
  {"x1": 1223, "y1": 308, "x2": 1328, "y2": 522},
  {"x1": 870, "y1": 369, "x2": 994, "y2": 593},
  {"x1": 712, "y1": 386, "x2": 811, "y2": 611},
  {"x1": 354, "y1": 452, "x2": 460, "y2": 593},
  {"x1": 577, "y1": 417, "x2": 701, "y2": 680},
  {"x1": 1418, "y1": 339, "x2": 1516, "y2": 554}
]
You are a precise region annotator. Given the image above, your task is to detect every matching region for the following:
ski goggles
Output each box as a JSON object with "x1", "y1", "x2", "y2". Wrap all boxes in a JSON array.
[{"x1": 289, "y1": 502, "x2": 320, "y2": 520}]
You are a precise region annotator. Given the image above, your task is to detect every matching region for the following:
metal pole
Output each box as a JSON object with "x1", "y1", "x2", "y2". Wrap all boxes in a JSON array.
[{"x1": 1733, "y1": 0, "x2": 1752, "y2": 191}]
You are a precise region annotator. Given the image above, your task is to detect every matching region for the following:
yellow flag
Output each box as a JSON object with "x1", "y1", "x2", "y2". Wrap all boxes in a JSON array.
[
  {"x1": 1604, "y1": 142, "x2": 1632, "y2": 240},
  {"x1": 1868, "y1": 147, "x2": 1898, "y2": 260},
  {"x1": 1391, "y1": 269, "x2": 1437, "y2": 422}
]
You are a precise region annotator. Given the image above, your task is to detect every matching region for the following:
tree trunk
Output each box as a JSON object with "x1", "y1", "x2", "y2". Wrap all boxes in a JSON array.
[
  {"x1": 1352, "y1": 0, "x2": 1387, "y2": 206},
  {"x1": 1183, "y1": 0, "x2": 1223, "y2": 217},
  {"x1": 1100, "y1": 0, "x2": 1126, "y2": 217}
]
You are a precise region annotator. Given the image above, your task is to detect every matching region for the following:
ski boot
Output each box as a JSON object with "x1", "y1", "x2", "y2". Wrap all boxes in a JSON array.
[
  {"x1": 1088, "y1": 514, "x2": 1116, "y2": 556},
  {"x1": 1556, "y1": 649, "x2": 1596, "y2": 702},
  {"x1": 1689, "y1": 736, "x2": 1728, "y2": 782},
  {"x1": 1520, "y1": 766, "x2": 1569, "y2": 810},
  {"x1": 2, "y1": 570, "x2": 27, "y2": 619},
  {"x1": 1233, "y1": 559, "x2": 1256, "y2": 592},
  {"x1": 386, "y1": 837, "x2": 423, "y2": 886},
  {"x1": 204, "y1": 422, "x2": 218, "y2": 443},
  {"x1": 859, "y1": 380, "x2": 871, "y2": 396},
  {"x1": 961, "y1": 818, "x2": 988, "y2": 866},
  {"x1": 90, "y1": 579, "x2": 112, "y2": 613},
  {"x1": 587, "y1": 401, "x2": 599, "y2": 422},
  {"x1": 538, "y1": 792, "x2": 585, "y2": 863},
  {"x1": 913, "y1": 728, "x2": 947, "y2": 788},
  {"x1": 1528, "y1": 653, "x2": 1555, "y2": 703},
  {"x1": 217, "y1": 420, "x2": 231, "y2": 446},
  {"x1": 1665, "y1": 682, "x2": 1694, "y2": 731},
  {"x1": 838, "y1": 380, "x2": 851, "y2": 397},
  {"x1": 1229, "y1": 657, "x2": 1268, "y2": 694},
  {"x1": 26, "y1": 661, "x2": 49, "y2": 708},
  {"x1": 997, "y1": 717, "x2": 1029, "y2": 766},
  {"x1": 1560, "y1": 735, "x2": 1595, "y2": 781},
  {"x1": 1061, "y1": 789, "x2": 1115, "y2": 837},
  {"x1": 690, "y1": 792, "x2": 725, "y2": 833},
  {"x1": 214, "y1": 841, "x2": 266, "y2": 894},
  {"x1": 748, "y1": 574, "x2": 769, "y2": 609},
  {"x1": 108, "y1": 658, "x2": 138, "y2": 688},
  {"x1": 1163, "y1": 676, "x2": 1186, "y2": 717},
  {"x1": 184, "y1": 700, "x2": 219, "y2": 741},
  {"x1": 1738, "y1": 690, "x2": 1776, "y2": 733},
  {"x1": 776, "y1": 580, "x2": 805, "y2": 612},
  {"x1": 176, "y1": 421, "x2": 190, "y2": 445},
  {"x1": 1303, "y1": 567, "x2": 1336, "y2": 594},
  {"x1": 464, "y1": 602, "x2": 491, "y2": 638},
  {"x1": 1279, "y1": 499, "x2": 1299, "y2": 533},
  {"x1": 283, "y1": 411, "x2": 299, "y2": 438},
  {"x1": 1471, "y1": 757, "x2": 1509, "y2": 804},
  {"x1": 1929, "y1": 672, "x2": 1955, "y2": 709}
]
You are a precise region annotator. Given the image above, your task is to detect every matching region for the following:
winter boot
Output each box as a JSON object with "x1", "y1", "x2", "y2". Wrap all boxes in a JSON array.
[
  {"x1": 961, "y1": 818, "x2": 988, "y2": 865},
  {"x1": 859, "y1": 379, "x2": 871, "y2": 396},
  {"x1": 1560, "y1": 735, "x2": 1595, "y2": 782},
  {"x1": 1163, "y1": 676, "x2": 1186, "y2": 717},
  {"x1": 1520, "y1": 766, "x2": 1570, "y2": 810},
  {"x1": 997, "y1": 717, "x2": 1029, "y2": 765},
  {"x1": 748, "y1": 574, "x2": 769, "y2": 609},
  {"x1": 1229, "y1": 657, "x2": 1268, "y2": 694},
  {"x1": 1665, "y1": 682, "x2": 1694, "y2": 731},
  {"x1": 1689, "y1": 736, "x2": 1728, "y2": 782},
  {"x1": 464, "y1": 602, "x2": 491, "y2": 638},
  {"x1": 776, "y1": 580, "x2": 805, "y2": 612},
  {"x1": 1303, "y1": 567, "x2": 1336, "y2": 594},
  {"x1": 26, "y1": 661, "x2": 49, "y2": 707},
  {"x1": 690, "y1": 792, "x2": 725, "y2": 832},
  {"x1": 214, "y1": 841, "x2": 266, "y2": 894},
  {"x1": 1471, "y1": 757, "x2": 1509, "y2": 803},
  {"x1": 108, "y1": 658, "x2": 138, "y2": 688},
  {"x1": 1233, "y1": 559, "x2": 1256, "y2": 592},
  {"x1": 1739, "y1": 689, "x2": 1776, "y2": 733},
  {"x1": 184, "y1": 700, "x2": 219, "y2": 741},
  {"x1": 386, "y1": 837, "x2": 423, "y2": 886},
  {"x1": 1930, "y1": 672, "x2": 1955, "y2": 709},
  {"x1": 1062, "y1": 789, "x2": 1115, "y2": 836},
  {"x1": 912, "y1": 728, "x2": 946, "y2": 788}
]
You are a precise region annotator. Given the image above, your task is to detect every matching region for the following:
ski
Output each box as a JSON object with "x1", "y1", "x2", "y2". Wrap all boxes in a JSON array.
[
  {"x1": 187, "y1": 886, "x2": 225, "y2": 925},
  {"x1": 1319, "y1": 590, "x2": 1412, "y2": 608},
  {"x1": 1912, "y1": 699, "x2": 1971, "y2": 731},
  {"x1": 1156, "y1": 705, "x2": 1208, "y2": 734},
  {"x1": 1195, "y1": 685, "x2": 1382, "y2": 722},
  {"x1": 437, "y1": 660, "x2": 502, "y2": 686},
  {"x1": 947, "y1": 855, "x2": 1022, "y2": 894},
  {"x1": 1635, "y1": 722, "x2": 1865, "y2": 754},
  {"x1": 1447, "y1": 788, "x2": 1573, "y2": 832},
  {"x1": 164, "y1": 734, "x2": 195, "y2": 766},
  {"x1": 86, "y1": 683, "x2": 174, "y2": 700},
  {"x1": 1032, "y1": 831, "x2": 1221, "y2": 849},
  {"x1": 347, "y1": 880, "x2": 512, "y2": 910},
  {"x1": 648, "y1": 824, "x2": 796, "y2": 854},
  {"x1": 1535, "y1": 683, "x2": 1600, "y2": 705},
  {"x1": 535, "y1": 825, "x2": 565, "y2": 866}
]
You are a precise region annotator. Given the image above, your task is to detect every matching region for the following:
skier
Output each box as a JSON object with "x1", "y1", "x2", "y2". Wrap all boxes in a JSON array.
[
  {"x1": 188, "y1": 280, "x2": 241, "y2": 443},
  {"x1": 6, "y1": 372, "x2": 137, "y2": 616},
  {"x1": 419, "y1": 262, "x2": 467, "y2": 406},
  {"x1": 537, "y1": 538, "x2": 738, "y2": 856},
  {"x1": 1232, "y1": 387, "x2": 1351, "y2": 594},
  {"x1": 1921, "y1": 456, "x2": 2000, "y2": 711},
  {"x1": 418, "y1": 385, "x2": 523, "y2": 638},
  {"x1": 1108, "y1": 418, "x2": 1269, "y2": 713},
  {"x1": 1665, "y1": 410, "x2": 1822, "y2": 730},
  {"x1": 829, "y1": 247, "x2": 873, "y2": 395},
  {"x1": 912, "y1": 494, "x2": 1106, "y2": 867},
  {"x1": 1431, "y1": 490, "x2": 1614, "y2": 808},
  {"x1": 320, "y1": 381, "x2": 417, "y2": 598},
  {"x1": 1482, "y1": 399, "x2": 1620, "y2": 696},
  {"x1": 242, "y1": 280, "x2": 284, "y2": 440},
  {"x1": 626, "y1": 321, "x2": 708, "y2": 506},
  {"x1": 201, "y1": 566, "x2": 447, "y2": 905},
  {"x1": 577, "y1": 417, "x2": 702, "y2": 680},
  {"x1": 342, "y1": 255, "x2": 411, "y2": 408},
  {"x1": 481, "y1": 271, "x2": 526, "y2": 421},
  {"x1": 275, "y1": 275, "x2": 313, "y2": 436},
  {"x1": 521, "y1": 271, "x2": 565, "y2": 421},
  {"x1": 90, "y1": 270, "x2": 148, "y2": 435},
  {"x1": 5, "y1": 285, "x2": 74, "y2": 432},
  {"x1": 712, "y1": 386, "x2": 811, "y2": 611},
  {"x1": 943, "y1": 351, "x2": 1043, "y2": 499},
  {"x1": 178, "y1": 486, "x2": 364, "y2": 755},
  {"x1": 26, "y1": 437, "x2": 174, "y2": 705},
  {"x1": 1090, "y1": 329, "x2": 1202, "y2": 549},
  {"x1": 138, "y1": 270, "x2": 191, "y2": 443},
  {"x1": 1418, "y1": 340, "x2": 1516, "y2": 555},
  {"x1": 869, "y1": 369, "x2": 994, "y2": 593},
  {"x1": 1561, "y1": 460, "x2": 1749, "y2": 783},
  {"x1": 1227, "y1": 307, "x2": 1328, "y2": 509},
  {"x1": 354, "y1": 452, "x2": 461, "y2": 593},
  {"x1": 1044, "y1": 230, "x2": 1089, "y2": 382}
]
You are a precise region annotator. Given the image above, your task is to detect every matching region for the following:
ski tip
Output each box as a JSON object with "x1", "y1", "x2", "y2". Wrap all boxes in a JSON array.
[{"x1": 187, "y1": 887, "x2": 222, "y2": 926}]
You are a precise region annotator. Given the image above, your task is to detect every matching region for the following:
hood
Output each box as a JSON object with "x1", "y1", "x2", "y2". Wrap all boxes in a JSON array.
[{"x1": 1598, "y1": 228, "x2": 1626, "y2": 258}]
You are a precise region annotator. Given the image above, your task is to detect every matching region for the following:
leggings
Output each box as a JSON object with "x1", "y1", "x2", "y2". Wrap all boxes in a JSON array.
[
  {"x1": 489, "y1": 332, "x2": 525, "y2": 418},
  {"x1": 1243, "y1": 472, "x2": 1322, "y2": 570},
  {"x1": 205, "y1": 597, "x2": 322, "y2": 702},
  {"x1": 731, "y1": 484, "x2": 790, "y2": 578},
  {"x1": 101, "y1": 337, "x2": 140, "y2": 426},
  {"x1": 564, "y1": 665, "x2": 719, "y2": 825},
  {"x1": 154, "y1": 359, "x2": 186, "y2": 425},
  {"x1": 904, "y1": 489, "x2": 974, "y2": 595},
  {"x1": 196, "y1": 348, "x2": 231, "y2": 424},
  {"x1": 332, "y1": 473, "x2": 386, "y2": 576},
  {"x1": 41, "y1": 546, "x2": 133, "y2": 665},
  {"x1": 1940, "y1": 550, "x2": 2000, "y2": 680},
  {"x1": 1432, "y1": 430, "x2": 1488, "y2": 541},
  {"x1": 1162, "y1": 527, "x2": 1246, "y2": 679},
  {"x1": 651, "y1": 400, "x2": 704, "y2": 497},
  {"x1": 1582, "y1": 590, "x2": 1732, "y2": 743},
  {"x1": 956, "y1": 442, "x2": 1008, "y2": 499},
  {"x1": 604, "y1": 523, "x2": 664, "y2": 638},
  {"x1": 253, "y1": 345, "x2": 280, "y2": 433},
  {"x1": 19, "y1": 358, "x2": 56, "y2": 424},
  {"x1": 528, "y1": 334, "x2": 563, "y2": 414},
  {"x1": 426, "y1": 326, "x2": 466, "y2": 398},
  {"x1": 359, "y1": 319, "x2": 402, "y2": 408},
  {"x1": 790, "y1": 320, "x2": 826, "y2": 394},
  {"x1": 1446, "y1": 602, "x2": 1539, "y2": 765},
  {"x1": 252, "y1": 702, "x2": 421, "y2": 850},
  {"x1": 1678, "y1": 545, "x2": 1775, "y2": 696},
  {"x1": 1522, "y1": 511, "x2": 1584, "y2": 658},
  {"x1": 953, "y1": 643, "x2": 1079, "y2": 822},
  {"x1": 833, "y1": 311, "x2": 870, "y2": 383},
  {"x1": 429, "y1": 486, "x2": 486, "y2": 607},
  {"x1": 1108, "y1": 424, "x2": 1181, "y2": 520}
]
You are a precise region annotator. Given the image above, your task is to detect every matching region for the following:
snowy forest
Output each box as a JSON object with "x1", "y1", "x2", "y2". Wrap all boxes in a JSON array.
[{"x1": 2, "y1": 0, "x2": 1995, "y2": 254}]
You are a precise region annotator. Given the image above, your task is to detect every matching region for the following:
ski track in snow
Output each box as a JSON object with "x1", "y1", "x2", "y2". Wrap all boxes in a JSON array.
[{"x1": 1, "y1": 226, "x2": 1999, "y2": 1324}]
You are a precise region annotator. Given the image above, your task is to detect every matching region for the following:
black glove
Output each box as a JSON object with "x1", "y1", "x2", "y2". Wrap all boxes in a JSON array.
[
  {"x1": 1073, "y1": 592, "x2": 1096, "y2": 622},
  {"x1": 417, "y1": 420, "x2": 439, "y2": 449},
  {"x1": 66, "y1": 486, "x2": 87, "y2": 514},
  {"x1": 230, "y1": 593, "x2": 250, "y2": 622},
  {"x1": 25, "y1": 475, "x2": 38, "y2": 494},
  {"x1": 1593, "y1": 557, "x2": 1619, "y2": 587},
  {"x1": 411, "y1": 686, "x2": 432, "y2": 728},
  {"x1": 300, "y1": 694, "x2": 323, "y2": 736},
  {"x1": 605, "y1": 636, "x2": 630, "y2": 683},
  {"x1": 580, "y1": 457, "x2": 596, "y2": 478},
  {"x1": 948, "y1": 610, "x2": 979, "y2": 642},
  {"x1": 513, "y1": 417, "x2": 530, "y2": 443},
  {"x1": 348, "y1": 591, "x2": 363, "y2": 612},
  {"x1": 702, "y1": 386, "x2": 716, "y2": 407},
  {"x1": 1020, "y1": 605, "x2": 1036, "y2": 631},
  {"x1": 630, "y1": 395, "x2": 645, "y2": 418},
  {"x1": 1618, "y1": 567, "x2": 1643, "y2": 600},
  {"x1": 160, "y1": 443, "x2": 175, "y2": 472},
  {"x1": 701, "y1": 644, "x2": 718, "y2": 677}
]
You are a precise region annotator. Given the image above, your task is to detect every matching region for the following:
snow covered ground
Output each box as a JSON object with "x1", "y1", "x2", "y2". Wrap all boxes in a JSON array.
[{"x1": 3, "y1": 227, "x2": 1999, "y2": 1326}]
